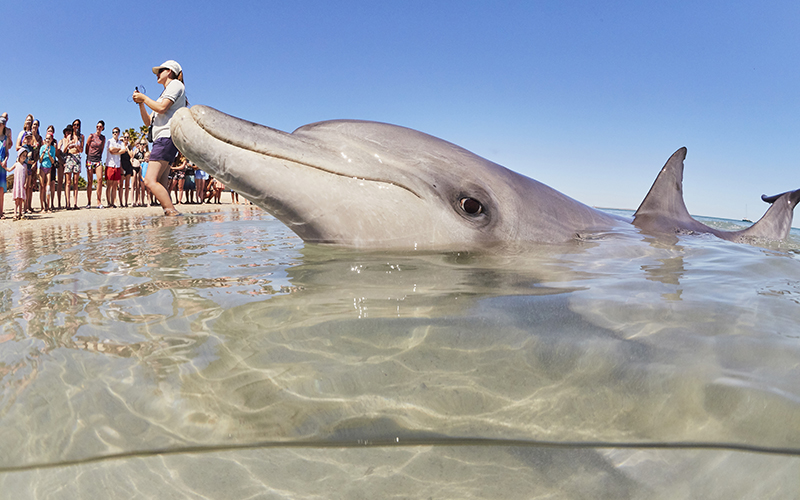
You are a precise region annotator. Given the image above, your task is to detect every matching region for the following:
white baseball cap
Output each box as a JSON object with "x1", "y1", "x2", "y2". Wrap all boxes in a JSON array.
[{"x1": 152, "y1": 60, "x2": 183, "y2": 76}]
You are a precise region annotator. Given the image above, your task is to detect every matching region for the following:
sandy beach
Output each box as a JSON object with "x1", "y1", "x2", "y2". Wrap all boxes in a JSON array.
[{"x1": 0, "y1": 190, "x2": 254, "y2": 234}]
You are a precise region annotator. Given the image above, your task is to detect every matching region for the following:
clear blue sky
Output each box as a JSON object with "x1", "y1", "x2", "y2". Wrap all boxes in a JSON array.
[{"x1": 3, "y1": 1, "x2": 798, "y2": 223}]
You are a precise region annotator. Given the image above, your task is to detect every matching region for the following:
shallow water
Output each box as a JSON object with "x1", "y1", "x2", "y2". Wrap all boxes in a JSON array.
[{"x1": 0, "y1": 207, "x2": 798, "y2": 499}]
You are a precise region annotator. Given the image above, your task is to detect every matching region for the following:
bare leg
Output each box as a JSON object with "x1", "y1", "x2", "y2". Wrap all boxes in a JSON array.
[
  {"x1": 48, "y1": 174, "x2": 55, "y2": 210},
  {"x1": 144, "y1": 160, "x2": 178, "y2": 215},
  {"x1": 72, "y1": 173, "x2": 81, "y2": 208},
  {"x1": 195, "y1": 178, "x2": 205, "y2": 204},
  {"x1": 57, "y1": 166, "x2": 64, "y2": 208},
  {"x1": 177, "y1": 178, "x2": 185, "y2": 204},
  {"x1": 64, "y1": 175, "x2": 70, "y2": 209},
  {"x1": 123, "y1": 175, "x2": 130, "y2": 206},
  {"x1": 95, "y1": 165, "x2": 103, "y2": 206},
  {"x1": 25, "y1": 171, "x2": 32, "y2": 212},
  {"x1": 39, "y1": 170, "x2": 50, "y2": 212},
  {"x1": 107, "y1": 180, "x2": 117, "y2": 207},
  {"x1": 85, "y1": 168, "x2": 93, "y2": 207}
]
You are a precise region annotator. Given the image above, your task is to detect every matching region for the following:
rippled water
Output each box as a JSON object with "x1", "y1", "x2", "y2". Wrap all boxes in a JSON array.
[{"x1": 0, "y1": 207, "x2": 798, "y2": 499}]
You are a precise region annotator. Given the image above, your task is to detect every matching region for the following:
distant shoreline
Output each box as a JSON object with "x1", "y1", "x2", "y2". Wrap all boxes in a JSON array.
[{"x1": 594, "y1": 206, "x2": 800, "y2": 230}]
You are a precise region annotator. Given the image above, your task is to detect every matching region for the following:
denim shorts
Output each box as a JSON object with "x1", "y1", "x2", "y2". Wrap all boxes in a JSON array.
[{"x1": 150, "y1": 137, "x2": 179, "y2": 163}]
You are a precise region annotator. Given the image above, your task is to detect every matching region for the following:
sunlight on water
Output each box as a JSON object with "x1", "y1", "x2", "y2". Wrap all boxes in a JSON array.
[{"x1": 0, "y1": 207, "x2": 798, "y2": 499}]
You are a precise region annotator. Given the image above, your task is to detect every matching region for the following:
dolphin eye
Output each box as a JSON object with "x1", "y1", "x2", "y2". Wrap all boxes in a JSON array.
[{"x1": 459, "y1": 197, "x2": 483, "y2": 215}]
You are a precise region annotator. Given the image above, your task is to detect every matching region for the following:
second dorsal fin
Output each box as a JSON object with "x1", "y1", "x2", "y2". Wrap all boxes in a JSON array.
[{"x1": 633, "y1": 147, "x2": 709, "y2": 234}]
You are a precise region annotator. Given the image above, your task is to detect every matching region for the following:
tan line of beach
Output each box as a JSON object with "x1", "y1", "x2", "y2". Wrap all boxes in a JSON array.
[{"x1": 0, "y1": 190, "x2": 256, "y2": 233}]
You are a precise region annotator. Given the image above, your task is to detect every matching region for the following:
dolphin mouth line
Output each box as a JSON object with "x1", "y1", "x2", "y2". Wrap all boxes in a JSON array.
[{"x1": 192, "y1": 115, "x2": 422, "y2": 199}]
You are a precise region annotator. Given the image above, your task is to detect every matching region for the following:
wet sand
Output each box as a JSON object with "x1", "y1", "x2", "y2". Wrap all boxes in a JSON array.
[{"x1": 0, "y1": 190, "x2": 254, "y2": 233}]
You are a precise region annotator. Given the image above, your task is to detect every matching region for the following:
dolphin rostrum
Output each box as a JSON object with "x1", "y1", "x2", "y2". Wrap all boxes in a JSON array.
[{"x1": 171, "y1": 106, "x2": 800, "y2": 250}]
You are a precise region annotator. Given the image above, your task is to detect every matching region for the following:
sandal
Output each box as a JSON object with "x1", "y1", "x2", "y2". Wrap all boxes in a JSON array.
[{"x1": 164, "y1": 209, "x2": 181, "y2": 216}]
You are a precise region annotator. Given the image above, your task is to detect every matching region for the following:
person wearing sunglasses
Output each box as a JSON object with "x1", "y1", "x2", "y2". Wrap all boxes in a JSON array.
[
  {"x1": 85, "y1": 121, "x2": 106, "y2": 208},
  {"x1": 132, "y1": 60, "x2": 186, "y2": 216},
  {"x1": 63, "y1": 120, "x2": 84, "y2": 210}
]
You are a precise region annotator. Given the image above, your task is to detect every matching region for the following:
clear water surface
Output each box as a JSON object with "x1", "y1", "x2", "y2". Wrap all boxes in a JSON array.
[{"x1": 0, "y1": 207, "x2": 798, "y2": 499}]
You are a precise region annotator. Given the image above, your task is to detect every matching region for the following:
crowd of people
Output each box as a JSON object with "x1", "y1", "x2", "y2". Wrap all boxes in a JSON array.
[
  {"x1": 0, "y1": 113, "x2": 232, "y2": 221},
  {"x1": 0, "y1": 60, "x2": 239, "y2": 221}
]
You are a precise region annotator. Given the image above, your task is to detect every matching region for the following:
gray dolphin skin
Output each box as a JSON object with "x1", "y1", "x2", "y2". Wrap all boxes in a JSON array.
[
  {"x1": 633, "y1": 147, "x2": 800, "y2": 242},
  {"x1": 171, "y1": 106, "x2": 800, "y2": 250}
]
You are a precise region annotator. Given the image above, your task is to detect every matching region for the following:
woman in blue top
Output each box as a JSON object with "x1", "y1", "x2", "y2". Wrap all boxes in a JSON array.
[{"x1": 39, "y1": 132, "x2": 56, "y2": 213}]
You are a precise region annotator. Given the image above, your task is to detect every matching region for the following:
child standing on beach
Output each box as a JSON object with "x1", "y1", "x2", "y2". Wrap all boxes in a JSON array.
[
  {"x1": 21, "y1": 133, "x2": 36, "y2": 213},
  {"x1": 131, "y1": 140, "x2": 147, "y2": 207},
  {"x1": 10, "y1": 149, "x2": 28, "y2": 219},
  {"x1": 39, "y1": 132, "x2": 56, "y2": 213},
  {"x1": 141, "y1": 152, "x2": 155, "y2": 206}
]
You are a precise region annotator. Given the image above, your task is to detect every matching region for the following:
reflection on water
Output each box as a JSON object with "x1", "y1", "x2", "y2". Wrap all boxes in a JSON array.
[{"x1": 0, "y1": 208, "x2": 798, "y2": 498}]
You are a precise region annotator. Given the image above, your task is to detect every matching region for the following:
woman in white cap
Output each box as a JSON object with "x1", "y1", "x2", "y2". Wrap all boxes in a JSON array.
[{"x1": 132, "y1": 60, "x2": 186, "y2": 216}]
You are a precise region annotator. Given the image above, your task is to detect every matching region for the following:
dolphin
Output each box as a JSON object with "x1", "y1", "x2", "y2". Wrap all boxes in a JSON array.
[
  {"x1": 633, "y1": 147, "x2": 800, "y2": 242},
  {"x1": 171, "y1": 106, "x2": 800, "y2": 250}
]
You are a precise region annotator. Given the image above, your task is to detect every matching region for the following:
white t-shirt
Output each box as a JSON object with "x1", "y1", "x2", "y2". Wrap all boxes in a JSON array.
[
  {"x1": 106, "y1": 137, "x2": 121, "y2": 168},
  {"x1": 152, "y1": 80, "x2": 186, "y2": 141}
]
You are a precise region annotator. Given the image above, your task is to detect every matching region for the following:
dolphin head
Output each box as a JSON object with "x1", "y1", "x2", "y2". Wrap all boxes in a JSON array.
[{"x1": 171, "y1": 106, "x2": 617, "y2": 250}]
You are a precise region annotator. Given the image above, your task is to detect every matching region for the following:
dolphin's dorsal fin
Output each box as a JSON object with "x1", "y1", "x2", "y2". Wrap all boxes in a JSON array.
[
  {"x1": 737, "y1": 189, "x2": 800, "y2": 240},
  {"x1": 632, "y1": 147, "x2": 707, "y2": 233},
  {"x1": 634, "y1": 147, "x2": 800, "y2": 241},
  {"x1": 634, "y1": 147, "x2": 689, "y2": 219}
]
